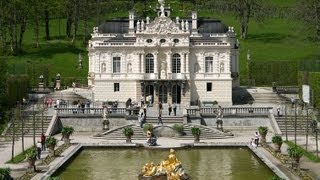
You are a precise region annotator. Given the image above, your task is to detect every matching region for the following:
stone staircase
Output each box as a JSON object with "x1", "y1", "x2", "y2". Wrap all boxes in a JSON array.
[
  {"x1": 45, "y1": 90, "x2": 89, "y2": 105},
  {"x1": 5, "y1": 115, "x2": 52, "y2": 137},
  {"x1": 145, "y1": 116, "x2": 183, "y2": 124},
  {"x1": 101, "y1": 123, "x2": 233, "y2": 140},
  {"x1": 275, "y1": 116, "x2": 311, "y2": 135},
  {"x1": 250, "y1": 92, "x2": 283, "y2": 104}
]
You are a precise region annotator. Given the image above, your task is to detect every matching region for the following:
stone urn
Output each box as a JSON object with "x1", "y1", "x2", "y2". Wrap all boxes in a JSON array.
[{"x1": 194, "y1": 135, "x2": 200, "y2": 143}]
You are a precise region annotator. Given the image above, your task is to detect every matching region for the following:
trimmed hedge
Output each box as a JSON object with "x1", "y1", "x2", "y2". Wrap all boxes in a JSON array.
[{"x1": 250, "y1": 60, "x2": 298, "y2": 86}]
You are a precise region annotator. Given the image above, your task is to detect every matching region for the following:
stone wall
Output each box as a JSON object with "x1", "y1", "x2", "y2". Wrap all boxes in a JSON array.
[
  {"x1": 192, "y1": 80, "x2": 232, "y2": 105},
  {"x1": 94, "y1": 80, "x2": 137, "y2": 102},
  {"x1": 201, "y1": 117, "x2": 273, "y2": 131},
  {"x1": 59, "y1": 117, "x2": 134, "y2": 132}
]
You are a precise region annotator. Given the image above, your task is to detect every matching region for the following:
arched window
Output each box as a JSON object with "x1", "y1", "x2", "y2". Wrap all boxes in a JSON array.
[
  {"x1": 172, "y1": 53, "x2": 181, "y2": 73},
  {"x1": 101, "y1": 63, "x2": 106, "y2": 72},
  {"x1": 145, "y1": 54, "x2": 154, "y2": 73}
]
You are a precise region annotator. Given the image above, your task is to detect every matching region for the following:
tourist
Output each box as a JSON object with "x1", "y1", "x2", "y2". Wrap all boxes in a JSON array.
[
  {"x1": 168, "y1": 103, "x2": 172, "y2": 116},
  {"x1": 41, "y1": 133, "x2": 46, "y2": 151},
  {"x1": 36, "y1": 141, "x2": 42, "y2": 159},
  {"x1": 277, "y1": 105, "x2": 281, "y2": 117},
  {"x1": 157, "y1": 114, "x2": 163, "y2": 125},
  {"x1": 291, "y1": 97, "x2": 295, "y2": 108},
  {"x1": 158, "y1": 102, "x2": 163, "y2": 116},
  {"x1": 250, "y1": 138, "x2": 257, "y2": 148},
  {"x1": 143, "y1": 105, "x2": 147, "y2": 116},
  {"x1": 56, "y1": 99, "x2": 60, "y2": 108},
  {"x1": 139, "y1": 113, "x2": 144, "y2": 128},
  {"x1": 141, "y1": 96, "x2": 144, "y2": 107},
  {"x1": 254, "y1": 132, "x2": 260, "y2": 147},
  {"x1": 173, "y1": 103, "x2": 177, "y2": 116},
  {"x1": 146, "y1": 131, "x2": 157, "y2": 146}
]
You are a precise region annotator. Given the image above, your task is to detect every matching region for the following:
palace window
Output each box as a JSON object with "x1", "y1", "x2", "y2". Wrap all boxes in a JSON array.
[
  {"x1": 146, "y1": 39, "x2": 152, "y2": 43},
  {"x1": 101, "y1": 63, "x2": 106, "y2": 73},
  {"x1": 145, "y1": 54, "x2": 154, "y2": 73},
  {"x1": 205, "y1": 57, "x2": 213, "y2": 73},
  {"x1": 114, "y1": 83, "x2": 120, "y2": 92},
  {"x1": 207, "y1": 82, "x2": 212, "y2": 92},
  {"x1": 172, "y1": 53, "x2": 181, "y2": 73},
  {"x1": 113, "y1": 57, "x2": 121, "y2": 73},
  {"x1": 173, "y1": 39, "x2": 179, "y2": 43}
]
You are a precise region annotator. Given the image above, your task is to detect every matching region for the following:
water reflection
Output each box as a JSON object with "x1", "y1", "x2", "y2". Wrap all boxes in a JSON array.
[{"x1": 56, "y1": 148, "x2": 274, "y2": 180}]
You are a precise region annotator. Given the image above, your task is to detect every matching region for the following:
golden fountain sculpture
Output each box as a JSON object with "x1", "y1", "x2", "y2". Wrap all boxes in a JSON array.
[{"x1": 139, "y1": 149, "x2": 190, "y2": 180}]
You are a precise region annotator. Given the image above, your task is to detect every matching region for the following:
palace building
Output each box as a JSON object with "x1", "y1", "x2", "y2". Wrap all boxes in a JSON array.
[{"x1": 88, "y1": 0, "x2": 239, "y2": 106}]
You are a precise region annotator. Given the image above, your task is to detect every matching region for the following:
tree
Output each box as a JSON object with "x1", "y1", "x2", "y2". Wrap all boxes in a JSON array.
[
  {"x1": 295, "y1": 0, "x2": 320, "y2": 40},
  {"x1": 227, "y1": 0, "x2": 268, "y2": 39}
]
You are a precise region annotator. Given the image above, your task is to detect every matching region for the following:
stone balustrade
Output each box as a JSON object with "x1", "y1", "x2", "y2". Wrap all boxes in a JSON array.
[
  {"x1": 56, "y1": 107, "x2": 128, "y2": 115},
  {"x1": 186, "y1": 107, "x2": 273, "y2": 117}
]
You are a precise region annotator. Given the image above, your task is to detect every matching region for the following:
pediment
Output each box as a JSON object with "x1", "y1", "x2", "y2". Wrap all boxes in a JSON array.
[{"x1": 143, "y1": 17, "x2": 185, "y2": 34}]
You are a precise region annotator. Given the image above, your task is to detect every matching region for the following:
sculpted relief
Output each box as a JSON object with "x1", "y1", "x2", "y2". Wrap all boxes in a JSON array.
[{"x1": 144, "y1": 17, "x2": 184, "y2": 34}]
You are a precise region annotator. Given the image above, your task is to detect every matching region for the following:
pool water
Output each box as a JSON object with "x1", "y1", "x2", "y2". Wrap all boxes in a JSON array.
[{"x1": 55, "y1": 148, "x2": 275, "y2": 180}]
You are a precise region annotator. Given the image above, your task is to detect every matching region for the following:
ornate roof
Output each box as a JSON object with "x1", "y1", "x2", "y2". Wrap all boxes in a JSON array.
[{"x1": 98, "y1": 18, "x2": 228, "y2": 34}]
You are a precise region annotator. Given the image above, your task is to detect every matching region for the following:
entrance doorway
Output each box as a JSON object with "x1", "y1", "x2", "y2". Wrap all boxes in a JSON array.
[
  {"x1": 145, "y1": 85, "x2": 154, "y2": 103},
  {"x1": 159, "y1": 85, "x2": 168, "y2": 103},
  {"x1": 172, "y1": 84, "x2": 181, "y2": 104}
]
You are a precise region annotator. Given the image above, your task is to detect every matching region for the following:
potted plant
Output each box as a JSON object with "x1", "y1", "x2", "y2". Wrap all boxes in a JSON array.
[
  {"x1": 61, "y1": 126, "x2": 74, "y2": 144},
  {"x1": 258, "y1": 126, "x2": 268, "y2": 145},
  {"x1": 287, "y1": 145, "x2": 303, "y2": 163},
  {"x1": 0, "y1": 167, "x2": 11, "y2": 180},
  {"x1": 272, "y1": 135, "x2": 283, "y2": 152},
  {"x1": 123, "y1": 127, "x2": 134, "y2": 143},
  {"x1": 191, "y1": 126, "x2": 201, "y2": 143},
  {"x1": 46, "y1": 136, "x2": 58, "y2": 156},
  {"x1": 173, "y1": 124, "x2": 184, "y2": 137},
  {"x1": 25, "y1": 146, "x2": 37, "y2": 171}
]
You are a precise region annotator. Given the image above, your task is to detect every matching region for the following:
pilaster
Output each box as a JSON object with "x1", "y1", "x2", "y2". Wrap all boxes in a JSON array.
[{"x1": 154, "y1": 52, "x2": 158, "y2": 78}]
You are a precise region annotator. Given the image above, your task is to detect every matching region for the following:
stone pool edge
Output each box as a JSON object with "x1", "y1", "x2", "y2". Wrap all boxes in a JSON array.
[{"x1": 39, "y1": 143, "x2": 290, "y2": 180}]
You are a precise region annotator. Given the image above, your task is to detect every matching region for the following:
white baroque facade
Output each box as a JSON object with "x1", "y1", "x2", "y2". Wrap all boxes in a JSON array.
[{"x1": 88, "y1": 1, "x2": 239, "y2": 106}]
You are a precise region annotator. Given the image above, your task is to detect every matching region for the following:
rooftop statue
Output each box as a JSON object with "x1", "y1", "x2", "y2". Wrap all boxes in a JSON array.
[
  {"x1": 139, "y1": 149, "x2": 190, "y2": 180},
  {"x1": 158, "y1": 0, "x2": 165, "y2": 17}
]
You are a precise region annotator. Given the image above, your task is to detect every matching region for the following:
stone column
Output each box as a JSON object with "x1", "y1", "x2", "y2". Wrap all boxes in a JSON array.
[
  {"x1": 154, "y1": 52, "x2": 158, "y2": 78},
  {"x1": 139, "y1": 53, "x2": 142, "y2": 73},
  {"x1": 181, "y1": 53, "x2": 186, "y2": 73},
  {"x1": 167, "y1": 52, "x2": 172, "y2": 73},
  {"x1": 186, "y1": 52, "x2": 190, "y2": 73},
  {"x1": 141, "y1": 53, "x2": 146, "y2": 73}
]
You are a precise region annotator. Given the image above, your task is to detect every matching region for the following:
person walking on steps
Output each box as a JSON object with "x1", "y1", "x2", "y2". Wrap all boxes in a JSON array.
[
  {"x1": 36, "y1": 141, "x2": 42, "y2": 159},
  {"x1": 168, "y1": 103, "x2": 172, "y2": 116},
  {"x1": 157, "y1": 114, "x2": 163, "y2": 125},
  {"x1": 173, "y1": 103, "x2": 177, "y2": 116},
  {"x1": 41, "y1": 133, "x2": 46, "y2": 151}
]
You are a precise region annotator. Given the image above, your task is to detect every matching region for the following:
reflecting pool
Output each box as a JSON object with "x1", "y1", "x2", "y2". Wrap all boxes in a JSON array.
[{"x1": 55, "y1": 148, "x2": 275, "y2": 180}]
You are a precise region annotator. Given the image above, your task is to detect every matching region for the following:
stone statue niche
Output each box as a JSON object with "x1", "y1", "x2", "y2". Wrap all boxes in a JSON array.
[{"x1": 160, "y1": 60, "x2": 167, "y2": 79}]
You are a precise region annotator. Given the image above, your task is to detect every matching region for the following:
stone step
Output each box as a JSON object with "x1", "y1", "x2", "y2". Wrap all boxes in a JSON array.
[{"x1": 103, "y1": 124, "x2": 231, "y2": 140}]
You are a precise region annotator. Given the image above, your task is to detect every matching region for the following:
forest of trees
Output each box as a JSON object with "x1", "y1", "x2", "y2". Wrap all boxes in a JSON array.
[{"x1": 0, "y1": 0, "x2": 319, "y2": 54}]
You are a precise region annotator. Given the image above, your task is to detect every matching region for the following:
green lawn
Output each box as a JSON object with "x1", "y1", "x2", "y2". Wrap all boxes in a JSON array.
[{"x1": 3, "y1": 1, "x2": 320, "y2": 86}]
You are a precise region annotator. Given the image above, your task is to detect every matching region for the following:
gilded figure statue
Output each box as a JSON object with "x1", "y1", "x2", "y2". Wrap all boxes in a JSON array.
[{"x1": 139, "y1": 149, "x2": 190, "y2": 180}]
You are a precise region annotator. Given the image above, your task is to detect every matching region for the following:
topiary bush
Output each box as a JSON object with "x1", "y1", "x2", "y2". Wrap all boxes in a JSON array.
[{"x1": 173, "y1": 124, "x2": 184, "y2": 135}]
